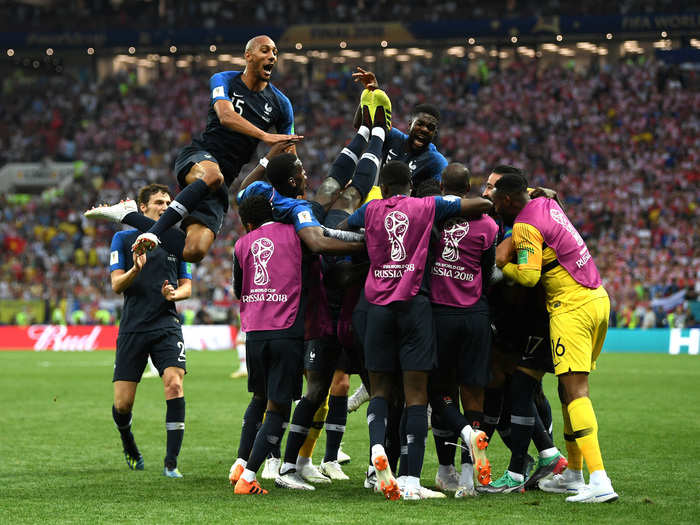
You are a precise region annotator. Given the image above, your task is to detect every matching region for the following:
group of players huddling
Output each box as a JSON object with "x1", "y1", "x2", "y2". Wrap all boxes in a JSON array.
[{"x1": 86, "y1": 35, "x2": 618, "y2": 503}]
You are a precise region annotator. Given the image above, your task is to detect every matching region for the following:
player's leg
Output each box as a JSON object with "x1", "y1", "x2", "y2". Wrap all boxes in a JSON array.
[
  {"x1": 112, "y1": 332, "x2": 149, "y2": 470},
  {"x1": 552, "y1": 300, "x2": 617, "y2": 503},
  {"x1": 320, "y1": 369, "x2": 350, "y2": 480},
  {"x1": 162, "y1": 366, "x2": 186, "y2": 477},
  {"x1": 231, "y1": 331, "x2": 248, "y2": 378}
]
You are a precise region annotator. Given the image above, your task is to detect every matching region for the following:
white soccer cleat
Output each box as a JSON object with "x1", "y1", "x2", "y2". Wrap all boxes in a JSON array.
[
  {"x1": 347, "y1": 384, "x2": 370, "y2": 413},
  {"x1": 230, "y1": 368, "x2": 248, "y2": 379},
  {"x1": 455, "y1": 485, "x2": 479, "y2": 498},
  {"x1": 461, "y1": 425, "x2": 491, "y2": 485},
  {"x1": 320, "y1": 460, "x2": 350, "y2": 481},
  {"x1": 337, "y1": 445, "x2": 351, "y2": 465},
  {"x1": 274, "y1": 470, "x2": 316, "y2": 491},
  {"x1": 298, "y1": 462, "x2": 331, "y2": 484},
  {"x1": 364, "y1": 465, "x2": 378, "y2": 491},
  {"x1": 417, "y1": 486, "x2": 447, "y2": 499},
  {"x1": 435, "y1": 465, "x2": 460, "y2": 492},
  {"x1": 131, "y1": 232, "x2": 160, "y2": 255},
  {"x1": 84, "y1": 199, "x2": 137, "y2": 222},
  {"x1": 565, "y1": 479, "x2": 618, "y2": 503},
  {"x1": 538, "y1": 469, "x2": 586, "y2": 494},
  {"x1": 371, "y1": 444, "x2": 401, "y2": 500},
  {"x1": 261, "y1": 457, "x2": 280, "y2": 480}
]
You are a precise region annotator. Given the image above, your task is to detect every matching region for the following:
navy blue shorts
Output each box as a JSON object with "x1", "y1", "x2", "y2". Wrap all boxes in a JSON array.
[
  {"x1": 304, "y1": 336, "x2": 341, "y2": 375},
  {"x1": 364, "y1": 294, "x2": 436, "y2": 373},
  {"x1": 247, "y1": 337, "x2": 304, "y2": 404},
  {"x1": 433, "y1": 300, "x2": 492, "y2": 387},
  {"x1": 173, "y1": 145, "x2": 229, "y2": 236},
  {"x1": 113, "y1": 328, "x2": 185, "y2": 382}
]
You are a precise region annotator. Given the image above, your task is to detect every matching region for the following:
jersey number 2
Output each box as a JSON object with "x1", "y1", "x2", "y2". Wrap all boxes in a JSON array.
[{"x1": 177, "y1": 341, "x2": 186, "y2": 362}]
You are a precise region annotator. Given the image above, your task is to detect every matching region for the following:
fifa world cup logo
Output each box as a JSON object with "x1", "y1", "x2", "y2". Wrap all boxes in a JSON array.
[
  {"x1": 384, "y1": 211, "x2": 409, "y2": 262},
  {"x1": 251, "y1": 238, "x2": 274, "y2": 286},
  {"x1": 550, "y1": 209, "x2": 584, "y2": 246},
  {"x1": 441, "y1": 219, "x2": 469, "y2": 262}
]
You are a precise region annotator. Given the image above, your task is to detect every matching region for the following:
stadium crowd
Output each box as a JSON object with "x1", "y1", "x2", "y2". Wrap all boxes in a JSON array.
[
  {"x1": 0, "y1": 55, "x2": 697, "y2": 326},
  {"x1": 1, "y1": 0, "x2": 694, "y2": 31}
]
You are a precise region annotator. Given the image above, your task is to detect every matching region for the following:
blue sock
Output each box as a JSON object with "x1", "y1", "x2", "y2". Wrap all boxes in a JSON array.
[
  {"x1": 165, "y1": 397, "x2": 185, "y2": 469},
  {"x1": 323, "y1": 395, "x2": 347, "y2": 463},
  {"x1": 237, "y1": 397, "x2": 266, "y2": 462},
  {"x1": 329, "y1": 130, "x2": 369, "y2": 187},
  {"x1": 405, "y1": 405, "x2": 428, "y2": 478},
  {"x1": 367, "y1": 397, "x2": 388, "y2": 449},
  {"x1": 350, "y1": 131, "x2": 384, "y2": 200},
  {"x1": 247, "y1": 410, "x2": 285, "y2": 474},
  {"x1": 149, "y1": 179, "x2": 210, "y2": 237}
]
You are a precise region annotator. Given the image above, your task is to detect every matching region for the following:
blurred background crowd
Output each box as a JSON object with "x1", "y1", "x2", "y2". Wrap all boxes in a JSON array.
[{"x1": 0, "y1": 1, "x2": 698, "y2": 328}]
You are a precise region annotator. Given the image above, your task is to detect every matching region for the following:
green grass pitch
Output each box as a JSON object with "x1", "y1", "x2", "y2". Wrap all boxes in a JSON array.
[{"x1": 1, "y1": 351, "x2": 698, "y2": 524}]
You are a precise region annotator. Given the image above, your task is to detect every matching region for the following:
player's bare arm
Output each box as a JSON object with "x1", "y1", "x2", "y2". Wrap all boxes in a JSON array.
[
  {"x1": 213, "y1": 100, "x2": 303, "y2": 145},
  {"x1": 161, "y1": 279, "x2": 192, "y2": 302},
  {"x1": 459, "y1": 196, "x2": 493, "y2": 217},
  {"x1": 238, "y1": 139, "x2": 298, "y2": 192},
  {"x1": 111, "y1": 252, "x2": 146, "y2": 294},
  {"x1": 297, "y1": 226, "x2": 365, "y2": 255}
]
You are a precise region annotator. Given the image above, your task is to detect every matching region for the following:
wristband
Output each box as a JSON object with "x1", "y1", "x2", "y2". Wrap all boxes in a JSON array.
[{"x1": 259, "y1": 157, "x2": 269, "y2": 168}]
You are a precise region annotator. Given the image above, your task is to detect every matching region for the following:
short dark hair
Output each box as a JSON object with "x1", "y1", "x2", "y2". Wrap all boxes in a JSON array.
[
  {"x1": 441, "y1": 162, "x2": 471, "y2": 196},
  {"x1": 414, "y1": 179, "x2": 441, "y2": 198},
  {"x1": 378, "y1": 161, "x2": 411, "y2": 190},
  {"x1": 238, "y1": 195, "x2": 273, "y2": 228},
  {"x1": 492, "y1": 165, "x2": 523, "y2": 177},
  {"x1": 137, "y1": 183, "x2": 170, "y2": 206},
  {"x1": 494, "y1": 173, "x2": 529, "y2": 196},
  {"x1": 412, "y1": 103, "x2": 440, "y2": 121},
  {"x1": 265, "y1": 153, "x2": 300, "y2": 197}
]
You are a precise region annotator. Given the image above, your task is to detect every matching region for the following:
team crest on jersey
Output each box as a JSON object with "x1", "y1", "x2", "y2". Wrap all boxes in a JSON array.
[
  {"x1": 408, "y1": 160, "x2": 417, "y2": 172},
  {"x1": 264, "y1": 103, "x2": 272, "y2": 114},
  {"x1": 441, "y1": 219, "x2": 469, "y2": 262},
  {"x1": 251, "y1": 238, "x2": 275, "y2": 286},
  {"x1": 384, "y1": 211, "x2": 409, "y2": 262},
  {"x1": 549, "y1": 209, "x2": 584, "y2": 246}
]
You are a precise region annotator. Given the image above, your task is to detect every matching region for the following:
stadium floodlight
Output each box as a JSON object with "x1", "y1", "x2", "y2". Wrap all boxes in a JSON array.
[
  {"x1": 295, "y1": 42, "x2": 303, "y2": 50},
  {"x1": 468, "y1": 38, "x2": 475, "y2": 45},
  {"x1": 87, "y1": 47, "x2": 94, "y2": 55},
  {"x1": 7, "y1": 49, "x2": 14, "y2": 56},
  {"x1": 661, "y1": 31, "x2": 668, "y2": 38},
  {"x1": 46, "y1": 48, "x2": 54, "y2": 56},
  {"x1": 380, "y1": 40, "x2": 388, "y2": 47},
  {"x1": 128, "y1": 47, "x2": 135, "y2": 55},
  {"x1": 209, "y1": 45, "x2": 216, "y2": 52},
  {"x1": 511, "y1": 36, "x2": 518, "y2": 44},
  {"x1": 339, "y1": 41, "x2": 347, "y2": 49},
  {"x1": 169, "y1": 46, "x2": 177, "y2": 53},
  {"x1": 606, "y1": 33, "x2": 613, "y2": 40},
  {"x1": 556, "y1": 34, "x2": 563, "y2": 42}
]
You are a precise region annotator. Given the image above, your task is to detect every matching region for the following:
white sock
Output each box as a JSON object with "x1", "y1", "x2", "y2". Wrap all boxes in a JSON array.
[
  {"x1": 296, "y1": 456, "x2": 311, "y2": 469},
  {"x1": 459, "y1": 424, "x2": 473, "y2": 444},
  {"x1": 280, "y1": 462, "x2": 296, "y2": 475},
  {"x1": 508, "y1": 470, "x2": 524, "y2": 482},
  {"x1": 371, "y1": 127, "x2": 385, "y2": 141},
  {"x1": 459, "y1": 463, "x2": 474, "y2": 488},
  {"x1": 241, "y1": 468, "x2": 256, "y2": 483},
  {"x1": 234, "y1": 458, "x2": 247, "y2": 468},
  {"x1": 438, "y1": 464, "x2": 454, "y2": 478},
  {"x1": 589, "y1": 469, "x2": 609, "y2": 485},
  {"x1": 539, "y1": 447, "x2": 558, "y2": 459},
  {"x1": 357, "y1": 126, "x2": 370, "y2": 141}
]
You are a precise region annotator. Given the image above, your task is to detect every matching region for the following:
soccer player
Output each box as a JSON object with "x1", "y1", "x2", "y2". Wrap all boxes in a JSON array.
[
  {"x1": 480, "y1": 166, "x2": 567, "y2": 493},
  {"x1": 86, "y1": 35, "x2": 302, "y2": 262},
  {"x1": 427, "y1": 163, "x2": 499, "y2": 497},
  {"x1": 109, "y1": 184, "x2": 192, "y2": 478},
  {"x1": 343, "y1": 160, "x2": 493, "y2": 500},
  {"x1": 492, "y1": 173, "x2": 618, "y2": 503},
  {"x1": 229, "y1": 195, "x2": 308, "y2": 495},
  {"x1": 352, "y1": 67, "x2": 448, "y2": 190}
]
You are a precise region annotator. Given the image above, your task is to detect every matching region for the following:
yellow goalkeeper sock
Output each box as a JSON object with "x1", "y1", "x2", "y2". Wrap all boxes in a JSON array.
[
  {"x1": 298, "y1": 395, "x2": 329, "y2": 459},
  {"x1": 567, "y1": 396, "x2": 604, "y2": 474},
  {"x1": 561, "y1": 403, "x2": 583, "y2": 471}
]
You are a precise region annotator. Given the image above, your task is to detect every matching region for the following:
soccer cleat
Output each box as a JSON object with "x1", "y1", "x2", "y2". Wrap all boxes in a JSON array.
[
  {"x1": 455, "y1": 485, "x2": 479, "y2": 498},
  {"x1": 131, "y1": 232, "x2": 160, "y2": 255},
  {"x1": 229, "y1": 461, "x2": 245, "y2": 485},
  {"x1": 565, "y1": 479, "x2": 618, "y2": 503},
  {"x1": 360, "y1": 89, "x2": 374, "y2": 127},
  {"x1": 261, "y1": 457, "x2": 280, "y2": 480},
  {"x1": 84, "y1": 199, "x2": 137, "y2": 222},
  {"x1": 370, "y1": 89, "x2": 392, "y2": 131},
  {"x1": 337, "y1": 445, "x2": 351, "y2": 465},
  {"x1": 435, "y1": 466, "x2": 460, "y2": 492},
  {"x1": 417, "y1": 486, "x2": 447, "y2": 499},
  {"x1": 274, "y1": 470, "x2": 316, "y2": 491},
  {"x1": 230, "y1": 368, "x2": 248, "y2": 379},
  {"x1": 371, "y1": 445, "x2": 401, "y2": 501},
  {"x1": 163, "y1": 467, "x2": 183, "y2": 478},
  {"x1": 298, "y1": 462, "x2": 331, "y2": 484},
  {"x1": 234, "y1": 478, "x2": 268, "y2": 495},
  {"x1": 364, "y1": 465, "x2": 378, "y2": 491},
  {"x1": 463, "y1": 426, "x2": 491, "y2": 485},
  {"x1": 320, "y1": 460, "x2": 349, "y2": 481},
  {"x1": 524, "y1": 452, "x2": 568, "y2": 491},
  {"x1": 479, "y1": 471, "x2": 525, "y2": 494},
  {"x1": 538, "y1": 469, "x2": 586, "y2": 494},
  {"x1": 347, "y1": 384, "x2": 369, "y2": 413},
  {"x1": 124, "y1": 451, "x2": 144, "y2": 471}
]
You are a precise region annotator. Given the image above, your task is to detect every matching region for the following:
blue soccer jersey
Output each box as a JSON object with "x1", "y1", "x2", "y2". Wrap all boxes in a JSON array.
[
  {"x1": 237, "y1": 181, "x2": 321, "y2": 232},
  {"x1": 383, "y1": 128, "x2": 448, "y2": 187}
]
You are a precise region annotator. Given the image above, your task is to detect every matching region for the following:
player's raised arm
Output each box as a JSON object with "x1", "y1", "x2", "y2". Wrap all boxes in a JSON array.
[
  {"x1": 237, "y1": 139, "x2": 298, "y2": 192},
  {"x1": 458, "y1": 196, "x2": 493, "y2": 217},
  {"x1": 213, "y1": 100, "x2": 302, "y2": 145}
]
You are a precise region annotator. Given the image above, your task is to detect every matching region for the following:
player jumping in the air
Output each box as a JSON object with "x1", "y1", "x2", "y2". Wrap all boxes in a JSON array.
[{"x1": 85, "y1": 35, "x2": 302, "y2": 262}]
